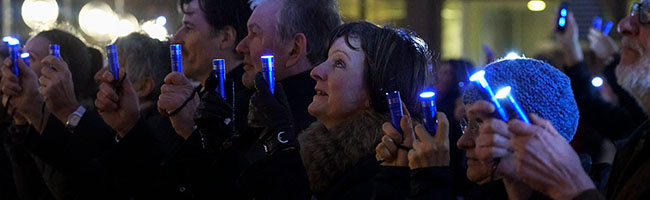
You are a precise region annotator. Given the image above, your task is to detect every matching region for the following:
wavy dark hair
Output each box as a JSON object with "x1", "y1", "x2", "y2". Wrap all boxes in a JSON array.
[
  {"x1": 328, "y1": 21, "x2": 434, "y2": 119},
  {"x1": 180, "y1": 0, "x2": 251, "y2": 44}
]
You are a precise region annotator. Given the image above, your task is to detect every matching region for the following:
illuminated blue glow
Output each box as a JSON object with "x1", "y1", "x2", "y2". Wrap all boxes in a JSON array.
[
  {"x1": 2, "y1": 36, "x2": 19, "y2": 45},
  {"x1": 495, "y1": 86, "x2": 512, "y2": 99},
  {"x1": 170, "y1": 44, "x2": 182, "y2": 73},
  {"x1": 213, "y1": 59, "x2": 226, "y2": 99},
  {"x1": 560, "y1": 9, "x2": 567, "y2": 17},
  {"x1": 106, "y1": 44, "x2": 119, "y2": 81},
  {"x1": 469, "y1": 70, "x2": 485, "y2": 82},
  {"x1": 419, "y1": 91, "x2": 436, "y2": 98},
  {"x1": 591, "y1": 76, "x2": 603, "y2": 88},
  {"x1": 469, "y1": 70, "x2": 509, "y2": 121},
  {"x1": 602, "y1": 21, "x2": 613, "y2": 35},
  {"x1": 386, "y1": 91, "x2": 404, "y2": 134},
  {"x1": 504, "y1": 52, "x2": 521, "y2": 60},
  {"x1": 261, "y1": 55, "x2": 275, "y2": 94},
  {"x1": 156, "y1": 16, "x2": 167, "y2": 26},
  {"x1": 559, "y1": 18, "x2": 566, "y2": 27},
  {"x1": 20, "y1": 52, "x2": 29, "y2": 59}
]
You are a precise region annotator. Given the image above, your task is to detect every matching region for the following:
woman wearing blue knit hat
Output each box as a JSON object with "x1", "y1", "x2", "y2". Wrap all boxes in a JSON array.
[{"x1": 457, "y1": 57, "x2": 579, "y2": 199}]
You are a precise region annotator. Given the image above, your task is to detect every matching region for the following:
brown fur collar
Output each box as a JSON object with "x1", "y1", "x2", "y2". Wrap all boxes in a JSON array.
[{"x1": 298, "y1": 110, "x2": 388, "y2": 193}]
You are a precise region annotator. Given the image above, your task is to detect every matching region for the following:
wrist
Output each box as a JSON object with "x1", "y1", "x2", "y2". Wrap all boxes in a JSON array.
[
  {"x1": 53, "y1": 102, "x2": 81, "y2": 123},
  {"x1": 551, "y1": 174, "x2": 595, "y2": 200},
  {"x1": 116, "y1": 116, "x2": 139, "y2": 138}
]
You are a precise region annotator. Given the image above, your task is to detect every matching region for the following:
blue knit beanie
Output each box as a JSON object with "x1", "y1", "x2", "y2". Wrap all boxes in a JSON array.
[{"x1": 462, "y1": 58, "x2": 579, "y2": 141}]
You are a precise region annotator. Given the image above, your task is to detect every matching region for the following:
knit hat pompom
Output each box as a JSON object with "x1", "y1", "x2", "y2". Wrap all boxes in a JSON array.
[{"x1": 462, "y1": 58, "x2": 579, "y2": 141}]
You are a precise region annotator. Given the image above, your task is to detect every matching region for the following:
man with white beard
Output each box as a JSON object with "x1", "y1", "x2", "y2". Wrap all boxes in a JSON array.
[{"x1": 501, "y1": 1, "x2": 650, "y2": 200}]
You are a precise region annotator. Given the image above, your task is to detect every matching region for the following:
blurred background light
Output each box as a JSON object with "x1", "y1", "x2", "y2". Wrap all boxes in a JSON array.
[
  {"x1": 115, "y1": 13, "x2": 138, "y2": 37},
  {"x1": 21, "y1": 0, "x2": 59, "y2": 31},
  {"x1": 141, "y1": 19, "x2": 168, "y2": 41},
  {"x1": 79, "y1": 1, "x2": 118, "y2": 41},
  {"x1": 527, "y1": 0, "x2": 546, "y2": 12},
  {"x1": 155, "y1": 16, "x2": 167, "y2": 26},
  {"x1": 592, "y1": 76, "x2": 603, "y2": 88}
]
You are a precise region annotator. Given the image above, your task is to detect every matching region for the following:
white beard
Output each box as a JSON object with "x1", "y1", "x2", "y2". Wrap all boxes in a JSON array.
[{"x1": 616, "y1": 57, "x2": 650, "y2": 115}]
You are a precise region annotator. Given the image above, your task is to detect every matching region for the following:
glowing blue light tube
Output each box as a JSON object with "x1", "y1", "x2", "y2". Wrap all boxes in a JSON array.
[
  {"x1": 106, "y1": 44, "x2": 119, "y2": 81},
  {"x1": 495, "y1": 86, "x2": 530, "y2": 124},
  {"x1": 49, "y1": 44, "x2": 60, "y2": 58},
  {"x1": 386, "y1": 91, "x2": 404, "y2": 134},
  {"x1": 20, "y1": 52, "x2": 30, "y2": 67},
  {"x1": 8, "y1": 44, "x2": 19, "y2": 76},
  {"x1": 419, "y1": 91, "x2": 437, "y2": 136},
  {"x1": 213, "y1": 59, "x2": 226, "y2": 99},
  {"x1": 261, "y1": 55, "x2": 275, "y2": 95},
  {"x1": 603, "y1": 21, "x2": 614, "y2": 35},
  {"x1": 170, "y1": 44, "x2": 182, "y2": 73},
  {"x1": 469, "y1": 70, "x2": 509, "y2": 121}
]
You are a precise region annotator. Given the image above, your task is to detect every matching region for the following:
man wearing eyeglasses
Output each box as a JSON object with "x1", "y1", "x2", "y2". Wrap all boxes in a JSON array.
[{"x1": 507, "y1": 1, "x2": 650, "y2": 199}]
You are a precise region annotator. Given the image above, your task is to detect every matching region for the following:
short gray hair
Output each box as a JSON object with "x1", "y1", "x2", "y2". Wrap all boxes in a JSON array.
[
  {"x1": 250, "y1": 0, "x2": 342, "y2": 65},
  {"x1": 115, "y1": 33, "x2": 171, "y2": 101}
]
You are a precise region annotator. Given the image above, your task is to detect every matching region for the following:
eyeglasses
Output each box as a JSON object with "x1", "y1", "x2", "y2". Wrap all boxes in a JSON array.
[
  {"x1": 460, "y1": 118, "x2": 481, "y2": 135},
  {"x1": 632, "y1": 1, "x2": 650, "y2": 24}
]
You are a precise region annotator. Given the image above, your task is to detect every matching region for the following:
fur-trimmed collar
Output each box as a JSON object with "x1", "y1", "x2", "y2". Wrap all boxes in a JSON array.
[{"x1": 298, "y1": 110, "x2": 388, "y2": 193}]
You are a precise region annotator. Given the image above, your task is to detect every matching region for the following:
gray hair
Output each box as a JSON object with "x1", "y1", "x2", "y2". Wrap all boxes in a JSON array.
[
  {"x1": 115, "y1": 32, "x2": 171, "y2": 101},
  {"x1": 250, "y1": 0, "x2": 342, "y2": 65}
]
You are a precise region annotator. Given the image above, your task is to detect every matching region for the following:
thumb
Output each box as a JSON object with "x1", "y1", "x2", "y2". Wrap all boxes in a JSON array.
[
  {"x1": 41, "y1": 55, "x2": 70, "y2": 73},
  {"x1": 16, "y1": 58, "x2": 36, "y2": 80},
  {"x1": 164, "y1": 72, "x2": 190, "y2": 86},
  {"x1": 253, "y1": 72, "x2": 271, "y2": 95}
]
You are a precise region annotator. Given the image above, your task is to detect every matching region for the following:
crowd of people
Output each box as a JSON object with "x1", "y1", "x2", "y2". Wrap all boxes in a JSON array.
[{"x1": 0, "y1": 0, "x2": 649, "y2": 199}]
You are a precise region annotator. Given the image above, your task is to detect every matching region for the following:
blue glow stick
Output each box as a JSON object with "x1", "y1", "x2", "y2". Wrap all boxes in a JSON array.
[
  {"x1": 592, "y1": 16, "x2": 602, "y2": 30},
  {"x1": 261, "y1": 55, "x2": 274, "y2": 95},
  {"x1": 106, "y1": 44, "x2": 119, "y2": 81},
  {"x1": 386, "y1": 91, "x2": 404, "y2": 134},
  {"x1": 170, "y1": 44, "x2": 182, "y2": 73},
  {"x1": 20, "y1": 52, "x2": 30, "y2": 67},
  {"x1": 469, "y1": 70, "x2": 509, "y2": 121},
  {"x1": 2, "y1": 36, "x2": 19, "y2": 46},
  {"x1": 495, "y1": 86, "x2": 530, "y2": 124},
  {"x1": 213, "y1": 59, "x2": 226, "y2": 99},
  {"x1": 8, "y1": 44, "x2": 19, "y2": 76},
  {"x1": 602, "y1": 21, "x2": 614, "y2": 35},
  {"x1": 419, "y1": 91, "x2": 437, "y2": 136},
  {"x1": 49, "y1": 44, "x2": 60, "y2": 58}
]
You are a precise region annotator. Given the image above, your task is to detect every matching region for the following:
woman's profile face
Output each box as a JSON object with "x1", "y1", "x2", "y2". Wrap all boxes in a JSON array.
[{"x1": 308, "y1": 37, "x2": 369, "y2": 129}]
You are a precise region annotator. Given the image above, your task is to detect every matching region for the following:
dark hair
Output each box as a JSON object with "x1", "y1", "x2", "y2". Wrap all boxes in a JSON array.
[
  {"x1": 36, "y1": 29, "x2": 102, "y2": 107},
  {"x1": 329, "y1": 21, "x2": 434, "y2": 119},
  {"x1": 115, "y1": 32, "x2": 171, "y2": 101},
  {"x1": 276, "y1": 0, "x2": 342, "y2": 66},
  {"x1": 180, "y1": 0, "x2": 252, "y2": 43}
]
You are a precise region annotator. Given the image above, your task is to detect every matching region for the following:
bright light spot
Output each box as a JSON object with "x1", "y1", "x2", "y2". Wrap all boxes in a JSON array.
[
  {"x1": 141, "y1": 20, "x2": 168, "y2": 41},
  {"x1": 155, "y1": 16, "x2": 167, "y2": 26},
  {"x1": 560, "y1": 8, "x2": 567, "y2": 17},
  {"x1": 504, "y1": 51, "x2": 521, "y2": 60},
  {"x1": 21, "y1": 0, "x2": 59, "y2": 31},
  {"x1": 419, "y1": 92, "x2": 436, "y2": 98},
  {"x1": 20, "y1": 52, "x2": 29, "y2": 58},
  {"x1": 2, "y1": 36, "x2": 20, "y2": 45},
  {"x1": 591, "y1": 77, "x2": 603, "y2": 88},
  {"x1": 495, "y1": 86, "x2": 512, "y2": 99},
  {"x1": 116, "y1": 13, "x2": 139, "y2": 37},
  {"x1": 559, "y1": 18, "x2": 566, "y2": 27},
  {"x1": 527, "y1": 0, "x2": 546, "y2": 12},
  {"x1": 261, "y1": 55, "x2": 274, "y2": 59},
  {"x1": 79, "y1": 1, "x2": 119, "y2": 41},
  {"x1": 469, "y1": 70, "x2": 486, "y2": 82}
]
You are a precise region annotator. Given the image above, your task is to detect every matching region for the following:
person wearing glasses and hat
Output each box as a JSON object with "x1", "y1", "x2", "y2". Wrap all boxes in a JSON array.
[{"x1": 507, "y1": 1, "x2": 650, "y2": 199}]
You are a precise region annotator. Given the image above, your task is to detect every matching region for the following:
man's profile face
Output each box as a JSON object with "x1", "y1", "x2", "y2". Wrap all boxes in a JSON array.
[
  {"x1": 616, "y1": 2, "x2": 650, "y2": 112},
  {"x1": 236, "y1": 0, "x2": 288, "y2": 89},
  {"x1": 170, "y1": 0, "x2": 220, "y2": 81}
]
